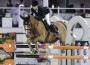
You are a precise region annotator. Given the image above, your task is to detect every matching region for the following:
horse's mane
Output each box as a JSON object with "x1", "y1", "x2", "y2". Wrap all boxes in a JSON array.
[{"x1": 30, "y1": 15, "x2": 46, "y2": 28}]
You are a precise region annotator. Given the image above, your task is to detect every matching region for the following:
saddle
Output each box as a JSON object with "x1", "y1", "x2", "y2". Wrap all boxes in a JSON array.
[
  {"x1": 40, "y1": 20, "x2": 59, "y2": 42},
  {"x1": 49, "y1": 23, "x2": 58, "y2": 33},
  {"x1": 42, "y1": 20, "x2": 58, "y2": 34}
]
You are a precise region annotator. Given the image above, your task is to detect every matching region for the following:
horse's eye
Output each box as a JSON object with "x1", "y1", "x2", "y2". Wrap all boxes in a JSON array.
[
  {"x1": 23, "y1": 22, "x2": 25, "y2": 25},
  {"x1": 23, "y1": 21, "x2": 27, "y2": 25}
]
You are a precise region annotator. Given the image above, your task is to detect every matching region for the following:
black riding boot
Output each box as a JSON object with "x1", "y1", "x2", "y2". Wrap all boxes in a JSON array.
[{"x1": 49, "y1": 24, "x2": 59, "y2": 35}]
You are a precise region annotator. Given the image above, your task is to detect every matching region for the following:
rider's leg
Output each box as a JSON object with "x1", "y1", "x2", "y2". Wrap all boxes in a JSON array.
[
  {"x1": 45, "y1": 14, "x2": 51, "y2": 25},
  {"x1": 45, "y1": 14, "x2": 58, "y2": 34}
]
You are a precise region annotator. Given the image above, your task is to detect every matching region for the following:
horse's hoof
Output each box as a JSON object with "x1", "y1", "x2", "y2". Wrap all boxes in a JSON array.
[
  {"x1": 37, "y1": 58, "x2": 49, "y2": 62},
  {"x1": 30, "y1": 50, "x2": 38, "y2": 54},
  {"x1": 37, "y1": 58, "x2": 44, "y2": 62},
  {"x1": 34, "y1": 50, "x2": 38, "y2": 54}
]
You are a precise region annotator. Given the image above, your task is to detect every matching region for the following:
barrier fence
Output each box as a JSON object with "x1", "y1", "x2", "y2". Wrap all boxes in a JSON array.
[
  {"x1": 16, "y1": 44, "x2": 90, "y2": 49},
  {"x1": 16, "y1": 55, "x2": 90, "y2": 59},
  {"x1": 0, "y1": 33, "x2": 89, "y2": 65}
]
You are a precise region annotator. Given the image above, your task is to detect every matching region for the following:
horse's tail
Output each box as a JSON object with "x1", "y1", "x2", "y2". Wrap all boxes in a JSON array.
[{"x1": 57, "y1": 21, "x2": 67, "y2": 30}]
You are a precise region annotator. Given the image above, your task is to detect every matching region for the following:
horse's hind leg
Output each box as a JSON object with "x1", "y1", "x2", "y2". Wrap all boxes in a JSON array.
[
  {"x1": 60, "y1": 39, "x2": 65, "y2": 46},
  {"x1": 59, "y1": 38, "x2": 66, "y2": 53}
]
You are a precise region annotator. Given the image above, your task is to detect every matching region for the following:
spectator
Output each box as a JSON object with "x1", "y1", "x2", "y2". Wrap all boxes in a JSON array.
[
  {"x1": 12, "y1": 1, "x2": 26, "y2": 27},
  {"x1": 19, "y1": 0, "x2": 24, "y2": 7},
  {"x1": 19, "y1": 0, "x2": 25, "y2": 12},
  {"x1": 78, "y1": 3, "x2": 86, "y2": 18},
  {"x1": 4, "y1": 0, "x2": 13, "y2": 17},
  {"x1": 6, "y1": 0, "x2": 13, "y2": 7},
  {"x1": 49, "y1": 0, "x2": 60, "y2": 13},
  {"x1": 0, "y1": 4, "x2": 4, "y2": 27},
  {"x1": 12, "y1": 3, "x2": 19, "y2": 27},
  {"x1": 19, "y1": 0, "x2": 25, "y2": 16},
  {"x1": 66, "y1": 4, "x2": 76, "y2": 13},
  {"x1": 49, "y1": 0, "x2": 59, "y2": 7}
]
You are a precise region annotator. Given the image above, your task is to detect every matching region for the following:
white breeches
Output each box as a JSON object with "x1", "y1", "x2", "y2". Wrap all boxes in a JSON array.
[{"x1": 45, "y1": 13, "x2": 51, "y2": 25}]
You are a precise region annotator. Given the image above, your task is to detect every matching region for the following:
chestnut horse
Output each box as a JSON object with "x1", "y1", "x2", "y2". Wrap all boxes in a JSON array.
[{"x1": 21, "y1": 15, "x2": 67, "y2": 53}]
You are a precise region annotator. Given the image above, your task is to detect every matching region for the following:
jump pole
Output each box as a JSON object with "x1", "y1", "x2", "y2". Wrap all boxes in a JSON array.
[
  {"x1": 16, "y1": 45, "x2": 90, "y2": 49},
  {"x1": 16, "y1": 55, "x2": 90, "y2": 59}
]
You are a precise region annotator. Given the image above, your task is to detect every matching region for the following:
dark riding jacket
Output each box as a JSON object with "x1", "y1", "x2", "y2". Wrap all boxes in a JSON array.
[{"x1": 31, "y1": 6, "x2": 49, "y2": 19}]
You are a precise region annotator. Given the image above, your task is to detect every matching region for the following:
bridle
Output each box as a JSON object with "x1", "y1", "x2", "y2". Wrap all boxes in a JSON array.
[
  {"x1": 23, "y1": 18, "x2": 31, "y2": 36},
  {"x1": 23, "y1": 18, "x2": 39, "y2": 54},
  {"x1": 23, "y1": 18, "x2": 36, "y2": 38},
  {"x1": 23, "y1": 20, "x2": 31, "y2": 31}
]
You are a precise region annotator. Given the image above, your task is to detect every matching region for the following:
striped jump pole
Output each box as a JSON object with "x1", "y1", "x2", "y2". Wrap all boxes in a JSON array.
[
  {"x1": 44, "y1": 46, "x2": 90, "y2": 49},
  {"x1": 16, "y1": 45, "x2": 90, "y2": 49},
  {"x1": 16, "y1": 64, "x2": 37, "y2": 65},
  {"x1": 16, "y1": 55, "x2": 90, "y2": 59}
]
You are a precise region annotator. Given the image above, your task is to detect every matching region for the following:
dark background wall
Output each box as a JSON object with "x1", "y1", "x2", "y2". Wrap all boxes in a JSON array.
[
  {"x1": 69, "y1": 0, "x2": 90, "y2": 8},
  {"x1": 0, "y1": 0, "x2": 42, "y2": 7},
  {"x1": 0, "y1": 0, "x2": 90, "y2": 8}
]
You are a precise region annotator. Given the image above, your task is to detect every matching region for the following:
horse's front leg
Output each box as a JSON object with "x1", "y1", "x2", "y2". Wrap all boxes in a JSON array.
[
  {"x1": 27, "y1": 38, "x2": 37, "y2": 54},
  {"x1": 27, "y1": 39, "x2": 34, "y2": 54},
  {"x1": 33, "y1": 34, "x2": 46, "y2": 54}
]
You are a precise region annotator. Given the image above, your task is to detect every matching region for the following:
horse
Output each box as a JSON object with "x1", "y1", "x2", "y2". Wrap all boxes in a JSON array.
[
  {"x1": 20, "y1": 14, "x2": 67, "y2": 51},
  {"x1": 20, "y1": 14, "x2": 67, "y2": 62},
  {"x1": 20, "y1": 14, "x2": 67, "y2": 52}
]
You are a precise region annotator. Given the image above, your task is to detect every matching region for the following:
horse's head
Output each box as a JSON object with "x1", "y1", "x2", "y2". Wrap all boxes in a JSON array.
[
  {"x1": 20, "y1": 14, "x2": 38, "y2": 39},
  {"x1": 20, "y1": 13, "x2": 38, "y2": 26},
  {"x1": 20, "y1": 14, "x2": 33, "y2": 37},
  {"x1": 20, "y1": 14, "x2": 30, "y2": 25}
]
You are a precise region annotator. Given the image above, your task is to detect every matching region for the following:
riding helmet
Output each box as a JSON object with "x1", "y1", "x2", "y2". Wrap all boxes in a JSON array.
[{"x1": 32, "y1": 0, "x2": 39, "y2": 6}]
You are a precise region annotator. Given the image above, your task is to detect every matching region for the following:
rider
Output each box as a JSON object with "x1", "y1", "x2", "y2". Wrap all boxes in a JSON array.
[{"x1": 31, "y1": 0, "x2": 58, "y2": 35}]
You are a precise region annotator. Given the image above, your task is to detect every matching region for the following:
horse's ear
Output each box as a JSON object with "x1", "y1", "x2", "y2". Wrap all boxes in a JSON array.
[
  {"x1": 28, "y1": 15, "x2": 30, "y2": 18},
  {"x1": 20, "y1": 15, "x2": 25, "y2": 20}
]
